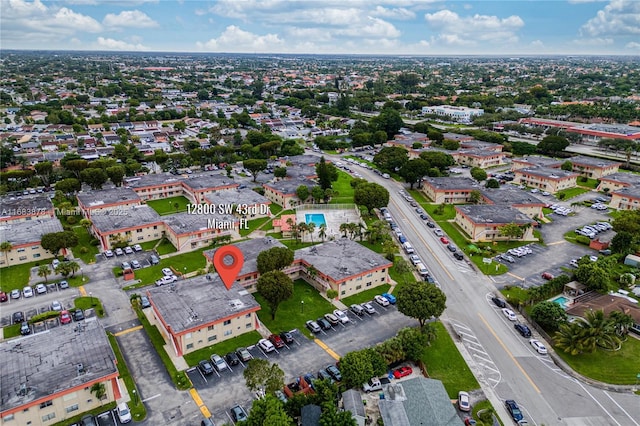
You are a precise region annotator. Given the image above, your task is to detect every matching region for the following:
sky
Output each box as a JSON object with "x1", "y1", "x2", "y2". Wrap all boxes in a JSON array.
[{"x1": 1, "y1": 0, "x2": 639, "y2": 55}]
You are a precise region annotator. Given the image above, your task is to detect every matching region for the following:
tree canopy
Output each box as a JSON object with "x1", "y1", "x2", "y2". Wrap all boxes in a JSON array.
[
  {"x1": 256, "y1": 270, "x2": 294, "y2": 320},
  {"x1": 243, "y1": 159, "x2": 268, "y2": 182},
  {"x1": 373, "y1": 146, "x2": 408, "y2": 172},
  {"x1": 354, "y1": 182, "x2": 389, "y2": 212},
  {"x1": 396, "y1": 281, "x2": 446, "y2": 327},
  {"x1": 40, "y1": 231, "x2": 78, "y2": 256},
  {"x1": 399, "y1": 158, "x2": 430, "y2": 189},
  {"x1": 256, "y1": 247, "x2": 294, "y2": 274},
  {"x1": 537, "y1": 135, "x2": 570, "y2": 155},
  {"x1": 243, "y1": 359, "x2": 285, "y2": 395},
  {"x1": 530, "y1": 301, "x2": 567, "y2": 332}
]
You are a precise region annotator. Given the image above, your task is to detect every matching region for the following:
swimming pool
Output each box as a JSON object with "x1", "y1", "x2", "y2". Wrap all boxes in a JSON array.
[
  {"x1": 305, "y1": 213, "x2": 327, "y2": 227},
  {"x1": 551, "y1": 296, "x2": 569, "y2": 308}
]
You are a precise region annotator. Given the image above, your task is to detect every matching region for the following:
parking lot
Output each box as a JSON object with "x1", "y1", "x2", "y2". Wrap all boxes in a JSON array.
[
  {"x1": 189, "y1": 299, "x2": 415, "y2": 424},
  {"x1": 2, "y1": 282, "x2": 79, "y2": 328}
]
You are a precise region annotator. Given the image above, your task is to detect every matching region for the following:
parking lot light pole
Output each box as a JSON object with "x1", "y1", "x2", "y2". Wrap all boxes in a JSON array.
[
  {"x1": 132, "y1": 389, "x2": 137, "y2": 405},
  {"x1": 89, "y1": 291, "x2": 94, "y2": 307},
  {"x1": 81, "y1": 268, "x2": 84, "y2": 282},
  {"x1": 301, "y1": 300, "x2": 304, "y2": 313}
]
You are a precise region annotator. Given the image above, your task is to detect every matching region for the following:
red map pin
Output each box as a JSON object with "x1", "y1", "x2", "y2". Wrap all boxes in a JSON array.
[{"x1": 213, "y1": 245, "x2": 244, "y2": 290}]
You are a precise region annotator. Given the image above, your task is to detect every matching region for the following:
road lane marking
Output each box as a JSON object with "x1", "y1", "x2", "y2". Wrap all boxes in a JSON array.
[
  {"x1": 112, "y1": 325, "x2": 143, "y2": 336},
  {"x1": 189, "y1": 388, "x2": 212, "y2": 419},
  {"x1": 603, "y1": 391, "x2": 639, "y2": 426},
  {"x1": 547, "y1": 240, "x2": 566, "y2": 246},
  {"x1": 142, "y1": 394, "x2": 161, "y2": 402},
  {"x1": 477, "y1": 313, "x2": 540, "y2": 394},
  {"x1": 574, "y1": 380, "x2": 621, "y2": 426},
  {"x1": 314, "y1": 339, "x2": 340, "y2": 360},
  {"x1": 507, "y1": 272, "x2": 524, "y2": 281},
  {"x1": 79, "y1": 286, "x2": 87, "y2": 296}
]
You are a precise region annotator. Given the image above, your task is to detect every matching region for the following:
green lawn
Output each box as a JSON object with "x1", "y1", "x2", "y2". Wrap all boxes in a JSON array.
[
  {"x1": 407, "y1": 189, "x2": 431, "y2": 204},
  {"x1": 146, "y1": 196, "x2": 191, "y2": 215},
  {"x1": 74, "y1": 296, "x2": 105, "y2": 317},
  {"x1": 183, "y1": 331, "x2": 262, "y2": 367},
  {"x1": 139, "y1": 238, "x2": 177, "y2": 255},
  {"x1": 555, "y1": 187, "x2": 590, "y2": 200},
  {"x1": 554, "y1": 337, "x2": 640, "y2": 385},
  {"x1": 239, "y1": 216, "x2": 273, "y2": 237},
  {"x1": 3, "y1": 324, "x2": 20, "y2": 339},
  {"x1": 341, "y1": 284, "x2": 392, "y2": 306},
  {"x1": 420, "y1": 203, "x2": 457, "y2": 221},
  {"x1": 71, "y1": 226, "x2": 100, "y2": 264},
  {"x1": 389, "y1": 257, "x2": 417, "y2": 290},
  {"x1": 253, "y1": 279, "x2": 336, "y2": 338},
  {"x1": 577, "y1": 178, "x2": 599, "y2": 189},
  {"x1": 0, "y1": 260, "x2": 41, "y2": 291},
  {"x1": 421, "y1": 321, "x2": 480, "y2": 397},
  {"x1": 500, "y1": 286, "x2": 531, "y2": 306},
  {"x1": 270, "y1": 204, "x2": 283, "y2": 215},
  {"x1": 108, "y1": 335, "x2": 147, "y2": 421},
  {"x1": 329, "y1": 170, "x2": 355, "y2": 204},
  {"x1": 130, "y1": 249, "x2": 208, "y2": 285}
]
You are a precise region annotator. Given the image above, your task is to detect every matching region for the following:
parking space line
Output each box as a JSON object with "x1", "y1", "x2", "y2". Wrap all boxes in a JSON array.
[
  {"x1": 506, "y1": 272, "x2": 524, "y2": 281},
  {"x1": 78, "y1": 286, "x2": 87, "y2": 296},
  {"x1": 547, "y1": 240, "x2": 566, "y2": 246},
  {"x1": 112, "y1": 325, "x2": 143, "y2": 336},
  {"x1": 189, "y1": 388, "x2": 212, "y2": 419},
  {"x1": 314, "y1": 339, "x2": 340, "y2": 361}
]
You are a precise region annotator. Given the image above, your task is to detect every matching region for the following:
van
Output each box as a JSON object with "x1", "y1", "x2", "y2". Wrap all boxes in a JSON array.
[{"x1": 402, "y1": 242, "x2": 414, "y2": 254}]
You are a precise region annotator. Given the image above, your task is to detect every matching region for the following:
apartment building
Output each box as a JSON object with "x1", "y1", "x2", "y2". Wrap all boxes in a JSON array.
[
  {"x1": 596, "y1": 172, "x2": 640, "y2": 193},
  {"x1": 566, "y1": 155, "x2": 621, "y2": 179},
  {"x1": 452, "y1": 149, "x2": 506, "y2": 169},
  {"x1": 513, "y1": 167, "x2": 578, "y2": 193},
  {"x1": 455, "y1": 205, "x2": 536, "y2": 242},
  {"x1": 610, "y1": 187, "x2": 640, "y2": 211},
  {"x1": 421, "y1": 177, "x2": 479, "y2": 204}
]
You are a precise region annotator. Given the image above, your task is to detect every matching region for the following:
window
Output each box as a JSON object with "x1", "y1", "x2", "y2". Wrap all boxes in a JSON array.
[
  {"x1": 33, "y1": 253, "x2": 41, "y2": 258},
  {"x1": 17, "y1": 248, "x2": 25, "y2": 252},
  {"x1": 223, "y1": 319, "x2": 231, "y2": 326},
  {"x1": 366, "y1": 282, "x2": 372, "y2": 287},
  {"x1": 356, "y1": 285, "x2": 362, "y2": 290},
  {"x1": 246, "y1": 323, "x2": 252, "y2": 329},
  {"x1": 40, "y1": 401, "x2": 53, "y2": 409},
  {"x1": 208, "y1": 335, "x2": 217, "y2": 342},
  {"x1": 3, "y1": 414, "x2": 13, "y2": 421},
  {"x1": 185, "y1": 333, "x2": 192, "y2": 339},
  {"x1": 42, "y1": 413, "x2": 56, "y2": 422},
  {"x1": 341, "y1": 290, "x2": 346, "y2": 295},
  {"x1": 186, "y1": 343, "x2": 193, "y2": 349},
  {"x1": 19, "y1": 256, "x2": 27, "y2": 261},
  {"x1": 224, "y1": 330, "x2": 232, "y2": 336},
  {"x1": 207, "y1": 325, "x2": 214, "y2": 331},
  {"x1": 31, "y1": 245, "x2": 39, "y2": 250},
  {"x1": 65, "y1": 405, "x2": 79, "y2": 414},
  {"x1": 245, "y1": 313, "x2": 251, "y2": 318}
]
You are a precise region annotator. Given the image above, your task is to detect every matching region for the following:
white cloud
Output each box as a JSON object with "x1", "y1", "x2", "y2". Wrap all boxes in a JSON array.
[
  {"x1": 580, "y1": 0, "x2": 640, "y2": 36},
  {"x1": 96, "y1": 36, "x2": 148, "y2": 51},
  {"x1": 103, "y1": 10, "x2": 159, "y2": 28},
  {"x1": 371, "y1": 6, "x2": 416, "y2": 20},
  {"x1": 530, "y1": 40, "x2": 545, "y2": 48},
  {"x1": 626, "y1": 41, "x2": 640, "y2": 50},
  {"x1": 196, "y1": 25, "x2": 284, "y2": 52},
  {"x1": 424, "y1": 10, "x2": 524, "y2": 45},
  {"x1": 572, "y1": 37, "x2": 614, "y2": 46}
]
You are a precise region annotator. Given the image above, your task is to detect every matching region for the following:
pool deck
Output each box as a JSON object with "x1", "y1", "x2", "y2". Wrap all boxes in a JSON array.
[{"x1": 296, "y1": 207, "x2": 362, "y2": 242}]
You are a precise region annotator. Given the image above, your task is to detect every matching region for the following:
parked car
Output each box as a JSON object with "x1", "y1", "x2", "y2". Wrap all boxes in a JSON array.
[
  {"x1": 440, "y1": 237, "x2": 449, "y2": 244},
  {"x1": 447, "y1": 244, "x2": 457, "y2": 252},
  {"x1": 225, "y1": 352, "x2": 240, "y2": 366},
  {"x1": 131, "y1": 260, "x2": 141, "y2": 269},
  {"x1": 124, "y1": 246, "x2": 134, "y2": 255},
  {"x1": 453, "y1": 251, "x2": 464, "y2": 260},
  {"x1": 133, "y1": 244, "x2": 142, "y2": 252},
  {"x1": 326, "y1": 365, "x2": 342, "y2": 381},
  {"x1": 12, "y1": 311, "x2": 24, "y2": 323},
  {"x1": 104, "y1": 250, "x2": 114, "y2": 258},
  {"x1": 317, "y1": 368, "x2": 334, "y2": 382},
  {"x1": 381, "y1": 293, "x2": 396, "y2": 304},
  {"x1": 58, "y1": 310, "x2": 72, "y2": 325},
  {"x1": 491, "y1": 297, "x2": 506, "y2": 308},
  {"x1": 0, "y1": 291, "x2": 7, "y2": 303},
  {"x1": 505, "y1": 400, "x2": 524, "y2": 422},
  {"x1": 268, "y1": 334, "x2": 285, "y2": 348},
  {"x1": 210, "y1": 354, "x2": 228, "y2": 372},
  {"x1": 58, "y1": 280, "x2": 69, "y2": 289},
  {"x1": 258, "y1": 338, "x2": 276, "y2": 353},
  {"x1": 323, "y1": 313, "x2": 340, "y2": 325},
  {"x1": 198, "y1": 360, "x2": 215, "y2": 375},
  {"x1": 114, "y1": 248, "x2": 124, "y2": 256},
  {"x1": 393, "y1": 366, "x2": 413, "y2": 379},
  {"x1": 230, "y1": 405, "x2": 248, "y2": 422},
  {"x1": 73, "y1": 309, "x2": 85, "y2": 321},
  {"x1": 502, "y1": 308, "x2": 517, "y2": 321},
  {"x1": 317, "y1": 317, "x2": 332, "y2": 330},
  {"x1": 162, "y1": 267, "x2": 173, "y2": 276},
  {"x1": 409, "y1": 254, "x2": 421, "y2": 265},
  {"x1": 530, "y1": 339, "x2": 548, "y2": 354},
  {"x1": 541, "y1": 272, "x2": 554, "y2": 280},
  {"x1": 23, "y1": 286, "x2": 34, "y2": 298},
  {"x1": 306, "y1": 320, "x2": 322, "y2": 333},
  {"x1": 80, "y1": 415, "x2": 97, "y2": 426},
  {"x1": 155, "y1": 275, "x2": 178, "y2": 286},
  {"x1": 333, "y1": 309, "x2": 350, "y2": 324},
  {"x1": 236, "y1": 347, "x2": 253, "y2": 363},
  {"x1": 140, "y1": 295, "x2": 151, "y2": 309},
  {"x1": 362, "y1": 377, "x2": 383, "y2": 392},
  {"x1": 20, "y1": 321, "x2": 31, "y2": 335},
  {"x1": 434, "y1": 229, "x2": 444, "y2": 237},
  {"x1": 280, "y1": 331, "x2": 294, "y2": 344},
  {"x1": 362, "y1": 302, "x2": 377, "y2": 314},
  {"x1": 514, "y1": 323, "x2": 532, "y2": 337},
  {"x1": 372, "y1": 294, "x2": 390, "y2": 307},
  {"x1": 458, "y1": 391, "x2": 471, "y2": 412},
  {"x1": 121, "y1": 261, "x2": 131, "y2": 270},
  {"x1": 51, "y1": 300, "x2": 63, "y2": 311},
  {"x1": 10, "y1": 289, "x2": 21, "y2": 299},
  {"x1": 149, "y1": 255, "x2": 160, "y2": 265},
  {"x1": 350, "y1": 304, "x2": 365, "y2": 316},
  {"x1": 116, "y1": 402, "x2": 132, "y2": 423}
]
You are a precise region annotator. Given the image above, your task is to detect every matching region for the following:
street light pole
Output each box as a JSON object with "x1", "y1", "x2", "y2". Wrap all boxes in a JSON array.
[
  {"x1": 132, "y1": 389, "x2": 137, "y2": 405},
  {"x1": 81, "y1": 268, "x2": 84, "y2": 282},
  {"x1": 301, "y1": 300, "x2": 304, "y2": 313},
  {"x1": 89, "y1": 291, "x2": 94, "y2": 307}
]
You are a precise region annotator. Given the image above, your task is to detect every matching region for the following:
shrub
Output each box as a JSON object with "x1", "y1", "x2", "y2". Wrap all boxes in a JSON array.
[
  {"x1": 79, "y1": 247, "x2": 89, "y2": 254},
  {"x1": 327, "y1": 289, "x2": 338, "y2": 299},
  {"x1": 385, "y1": 253, "x2": 395, "y2": 262},
  {"x1": 66, "y1": 216, "x2": 78, "y2": 225},
  {"x1": 579, "y1": 176, "x2": 588, "y2": 183},
  {"x1": 89, "y1": 238, "x2": 100, "y2": 246},
  {"x1": 575, "y1": 235, "x2": 591, "y2": 245}
]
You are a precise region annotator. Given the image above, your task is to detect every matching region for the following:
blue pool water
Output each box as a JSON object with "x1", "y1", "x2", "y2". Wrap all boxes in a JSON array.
[
  {"x1": 551, "y1": 296, "x2": 569, "y2": 308},
  {"x1": 305, "y1": 213, "x2": 327, "y2": 227}
]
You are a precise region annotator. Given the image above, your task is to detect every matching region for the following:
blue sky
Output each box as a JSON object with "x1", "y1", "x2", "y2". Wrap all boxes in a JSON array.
[{"x1": 1, "y1": 0, "x2": 639, "y2": 55}]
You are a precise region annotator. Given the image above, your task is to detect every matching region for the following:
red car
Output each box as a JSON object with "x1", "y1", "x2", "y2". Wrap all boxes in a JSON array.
[
  {"x1": 393, "y1": 366, "x2": 413, "y2": 379},
  {"x1": 541, "y1": 272, "x2": 554, "y2": 280},
  {"x1": 0, "y1": 291, "x2": 7, "y2": 303},
  {"x1": 268, "y1": 334, "x2": 285, "y2": 349},
  {"x1": 440, "y1": 237, "x2": 449, "y2": 244},
  {"x1": 60, "y1": 310, "x2": 72, "y2": 325}
]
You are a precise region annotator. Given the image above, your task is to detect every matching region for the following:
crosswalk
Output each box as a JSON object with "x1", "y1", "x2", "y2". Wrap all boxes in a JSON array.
[{"x1": 450, "y1": 320, "x2": 502, "y2": 388}]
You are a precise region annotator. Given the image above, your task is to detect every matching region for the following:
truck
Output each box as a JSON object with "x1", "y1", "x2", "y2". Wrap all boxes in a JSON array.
[{"x1": 362, "y1": 377, "x2": 383, "y2": 393}]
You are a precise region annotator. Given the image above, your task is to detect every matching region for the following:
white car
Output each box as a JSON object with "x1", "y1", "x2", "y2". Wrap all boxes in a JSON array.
[
  {"x1": 434, "y1": 229, "x2": 444, "y2": 237},
  {"x1": 116, "y1": 402, "x2": 132, "y2": 424},
  {"x1": 155, "y1": 275, "x2": 178, "y2": 286},
  {"x1": 115, "y1": 248, "x2": 124, "y2": 256},
  {"x1": 51, "y1": 300, "x2": 63, "y2": 311},
  {"x1": 374, "y1": 295, "x2": 390, "y2": 307},
  {"x1": 35, "y1": 284, "x2": 47, "y2": 295},
  {"x1": 409, "y1": 254, "x2": 421, "y2": 265},
  {"x1": 502, "y1": 308, "x2": 517, "y2": 321},
  {"x1": 124, "y1": 246, "x2": 134, "y2": 254},
  {"x1": 162, "y1": 268, "x2": 173, "y2": 276},
  {"x1": 133, "y1": 244, "x2": 143, "y2": 252},
  {"x1": 104, "y1": 250, "x2": 114, "y2": 258},
  {"x1": 530, "y1": 339, "x2": 548, "y2": 354},
  {"x1": 258, "y1": 338, "x2": 275, "y2": 353},
  {"x1": 333, "y1": 309, "x2": 350, "y2": 324},
  {"x1": 23, "y1": 286, "x2": 34, "y2": 298}
]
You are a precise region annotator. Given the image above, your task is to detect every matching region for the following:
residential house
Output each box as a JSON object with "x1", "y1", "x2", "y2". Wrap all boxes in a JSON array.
[
  {"x1": 89, "y1": 205, "x2": 164, "y2": 250},
  {"x1": 481, "y1": 187, "x2": 546, "y2": 219},
  {"x1": 511, "y1": 156, "x2": 563, "y2": 171},
  {"x1": 205, "y1": 189, "x2": 272, "y2": 220},
  {"x1": 566, "y1": 294, "x2": 640, "y2": 335},
  {"x1": 163, "y1": 212, "x2": 239, "y2": 252},
  {"x1": 263, "y1": 178, "x2": 317, "y2": 209},
  {"x1": 77, "y1": 188, "x2": 141, "y2": 217}
]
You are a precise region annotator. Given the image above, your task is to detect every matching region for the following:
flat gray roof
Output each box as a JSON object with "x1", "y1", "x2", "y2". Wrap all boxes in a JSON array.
[
  {"x1": 460, "y1": 140, "x2": 502, "y2": 149},
  {"x1": 147, "y1": 274, "x2": 260, "y2": 334},
  {"x1": 295, "y1": 239, "x2": 391, "y2": 283},
  {"x1": 482, "y1": 187, "x2": 545, "y2": 206},
  {"x1": 599, "y1": 172, "x2": 640, "y2": 186},
  {"x1": 443, "y1": 132, "x2": 473, "y2": 141},
  {"x1": 0, "y1": 318, "x2": 117, "y2": 413},
  {"x1": 0, "y1": 194, "x2": 53, "y2": 218},
  {"x1": 568, "y1": 155, "x2": 621, "y2": 168},
  {"x1": 204, "y1": 237, "x2": 286, "y2": 277},
  {"x1": 456, "y1": 205, "x2": 534, "y2": 225},
  {"x1": 0, "y1": 217, "x2": 63, "y2": 245},
  {"x1": 205, "y1": 188, "x2": 271, "y2": 207},
  {"x1": 90, "y1": 205, "x2": 162, "y2": 233},
  {"x1": 614, "y1": 186, "x2": 640, "y2": 199},
  {"x1": 279, "y1": 154, "x2": 320, "y2": 167},
  {"x1": 263, "y1": 178, "x2": 317, "y2": 196},
  {"x1": 125, "y1": 173, "x2": 183, "y2": 188},
  {"x1": 456, "y1": 148, "x2": 503, "y2": 158},
  {"x1": 378, "y1": 378, "x2": 464, "y2": 426},
  {"x1": 516, "y1": 167, "x2": 578, "y2": 179},
  {"x1": 182, "y1": 174, "x2": 238, "y2": 190},
  {"x1": 515, "y1": 156, "x2": 563, "y2": 168},
  {"x1": 423, "y1": 177, "x2": 478, "y2": 191},
  {"x1": 281, "y1": 164, "x2": 317, "y2": 179},
  {"x1": 164, "y1": 211, "x2": 237, "y2": 235},
  {"x1": 342, "y1": 389, "x2": 365, "y2": 418},
  {"x1": 77, "y1": 187, "x2": 140, "y2": 207}
]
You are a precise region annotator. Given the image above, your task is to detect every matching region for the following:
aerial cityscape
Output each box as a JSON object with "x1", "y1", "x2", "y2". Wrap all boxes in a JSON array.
[{"x1": 1, "y1": 1, "x2": 640, "y2": 426}]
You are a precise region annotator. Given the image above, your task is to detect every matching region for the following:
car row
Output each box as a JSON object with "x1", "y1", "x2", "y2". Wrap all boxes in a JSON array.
[
  {"x1": 548, "y1": 204, "x2": 573, "y2": 216},
  {"x1": 307, "y1": 301, "x2": 387, "y2": 334},
  {"x1": 103, "y1": 244, "x2": 143, "y2": 257},
  {"x1": 8, "y1": 281, "x2": 70, "y2": 301}
]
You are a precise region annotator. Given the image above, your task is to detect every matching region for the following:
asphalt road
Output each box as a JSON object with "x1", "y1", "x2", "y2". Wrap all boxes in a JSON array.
[{"x1": 344, "y1": 158, "x2": 640, "y2": 426}]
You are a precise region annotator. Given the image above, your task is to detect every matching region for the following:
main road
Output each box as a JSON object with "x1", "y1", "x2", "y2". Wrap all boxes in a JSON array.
[{"x1": 322, "y1": 152, "x2": 640, "y2": 426}]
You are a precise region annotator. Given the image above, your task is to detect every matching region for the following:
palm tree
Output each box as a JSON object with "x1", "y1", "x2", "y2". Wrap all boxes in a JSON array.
[
  {"x1": 37, "y1": 265, "x2": 51, "y2": 283},
  {"x1": 318, "y1": 224, "x2": 327, "y2": 242},
  {"x1": 347, "y1": 223, "x2": 358, "y2": 240},
  {"x1": 554, "y1": 322, "x2": 586, "y2": 355},
  {"x1": 607, "y1": 311, "x2": 634, "y2": 337},
  {"x1": 581, "y1": 309, "x2": 620, "y2": 351},
  {"x1": 79, "y1": 218, "x2": 92, "y2": 231},
  {"x1": 339, "y1": 222, "x2": 349, "y2": 238},
  {"x1": 307, "y1": 222, "x2": 316, "y2": 243},
  {"x1": 0, "y1": 241, "x2": 12, "y2": 266},
  {"x1": 286, "y1": 217, "x2": 296, "y2": 242},
  {"x1": 297, "y1": 223, "x2": 308, "y2": 243},
  {"x1": 67, "y1": 261, "x2": 80, "y2": 277},
  {"x1": 90, "y1": 382, "x2": 106, "y2": 400},
  {"x1": 356, "y1": 223, "x2": 365, "y2": 241}
]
